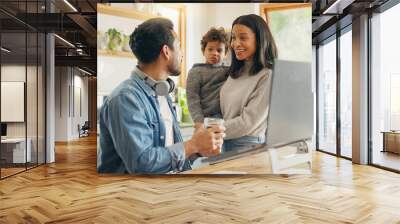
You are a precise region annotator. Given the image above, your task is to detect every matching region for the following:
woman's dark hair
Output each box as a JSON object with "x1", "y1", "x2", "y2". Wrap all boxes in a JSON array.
[
  {"x1": 229, "y1": 14, "x2": 278, "y2": 78},
  {"x1": 200, "y1": 27, "x2": 229, "y2": 53},
  {"x1": 130, "y1": 18, "x2": 175, "y2": 64}
]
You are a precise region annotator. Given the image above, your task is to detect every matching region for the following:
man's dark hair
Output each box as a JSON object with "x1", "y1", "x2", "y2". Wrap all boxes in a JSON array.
[
  {"x1": 200, "y1": 27, "x2": 229, "y2": 53},
  {"x1": 229, "y1": 14, "x2": 278, "y2": 79},
  {"x1": 129, "y1": 18, "x2": 175, "y2": 64}
]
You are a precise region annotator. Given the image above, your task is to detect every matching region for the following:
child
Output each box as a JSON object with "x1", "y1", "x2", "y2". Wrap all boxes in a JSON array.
[
  {"x1": 186, "y1": 27, "x2": 230, "y2": 129},
  {"x1": 220, "y1": 14, "x2": 278, "y2": 152}
]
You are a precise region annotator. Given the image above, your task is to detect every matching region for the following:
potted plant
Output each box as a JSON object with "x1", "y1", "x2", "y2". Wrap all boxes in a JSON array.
[{"x1": 106, "y1": 28, "x2": 122, "y2": 51}]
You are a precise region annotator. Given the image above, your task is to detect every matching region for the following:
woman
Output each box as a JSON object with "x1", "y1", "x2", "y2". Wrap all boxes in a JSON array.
[{"x1": 220, "y1": 14, "x2": 278, "y2": 152}]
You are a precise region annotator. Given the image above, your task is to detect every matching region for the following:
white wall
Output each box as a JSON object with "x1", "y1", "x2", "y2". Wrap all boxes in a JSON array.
[
  {"x1": 97, "y1": 11, "x2": 139, "y2": 96},
  {"x1": 185, "y1": 3, "x2": 259, "y2": 74},
  {"x1": 55, "y1": 67, "x2": 89, "y2": 141},
  {"x1": 1, "y1": 64, "x2": 46, "y2": 163},
  {"x1": 79, "y1": 75, "x2": 89, "y2": 126},
  {"x1": 55, "y1": 67, "x2": 69, "y2": 141},
  {"x1": 1, "y1": 65, "x2": 33, "y2": 137},
  {"x1": 71, "y1": 74, "x2": 89, "y2": 138},
  {"x1": 1, "y1": 65, "x2": 26, "y2": 81},
  {"x1": 213, "y1": 3, "x2": 259, "y2": 29},
  {"x1": 97, "y1": 56, "x2": 136, "y2": 96},
  {"x1": 185, "y1": 4, "x2": 215, "y2": 74}
]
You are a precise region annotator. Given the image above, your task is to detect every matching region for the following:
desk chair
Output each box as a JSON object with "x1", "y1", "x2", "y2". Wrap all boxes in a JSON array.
[{"x1": 78, "y1": 121, "x2": 90, "y2": 138}]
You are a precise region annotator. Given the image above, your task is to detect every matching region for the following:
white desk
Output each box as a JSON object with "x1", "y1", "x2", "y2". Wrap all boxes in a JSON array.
[
  {"x1": 185, "y1": 142, "x2": 313, "y2": 174},
  {"x1": 1, "y1": 138, "x2": 31, "y2": 163}
]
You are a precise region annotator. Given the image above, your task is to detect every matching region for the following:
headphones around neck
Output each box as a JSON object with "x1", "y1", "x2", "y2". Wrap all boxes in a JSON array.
[
  {"x1": 135, "y1": 69, "x2": 175, "y2": 96},
  {"x1": 144, "y1": 77, "x2": 175, "y2": 97}
]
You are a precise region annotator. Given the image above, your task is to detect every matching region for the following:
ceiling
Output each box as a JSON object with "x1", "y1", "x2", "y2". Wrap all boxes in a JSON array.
[
  {"x1": 0, "y1": 0, "x2": 97, "y2": 75},
  {"x1": 311, "y1": 0, "x2": 391, "y2": 43}
]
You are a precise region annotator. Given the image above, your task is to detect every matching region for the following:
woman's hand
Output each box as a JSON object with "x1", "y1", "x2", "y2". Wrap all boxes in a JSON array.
[{"x1": 193, "y1": 122, "x2": 204, "y2": 130}]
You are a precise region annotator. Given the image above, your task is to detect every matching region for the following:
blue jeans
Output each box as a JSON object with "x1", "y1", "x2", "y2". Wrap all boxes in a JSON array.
[{"x1": 222, "y1": 135, "x2": 265, "y2": 153}]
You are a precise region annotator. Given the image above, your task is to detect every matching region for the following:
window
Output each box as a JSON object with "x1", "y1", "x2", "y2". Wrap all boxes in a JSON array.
[
  {"x1": 317, "y1": 36, "x2": 337, "y2": 154},
  {"x1": 340, "y1": 28, "x2": 352, "y2": 158},
  {"x1": 371, "y1": 3, "x2": 400, "y2": 171}
]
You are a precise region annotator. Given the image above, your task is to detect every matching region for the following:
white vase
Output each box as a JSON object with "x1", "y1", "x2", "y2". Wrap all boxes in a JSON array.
[{"x1": 97, "y1": 32, "x2": 109, "y2": 50}]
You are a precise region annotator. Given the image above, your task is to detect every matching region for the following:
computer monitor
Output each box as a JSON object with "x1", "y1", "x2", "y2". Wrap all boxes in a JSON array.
[
  {"x1": 266, "y1": 60, "x2": 314, "y2": 147},
  {"x1": 202, "y1": 60, "x2": 314, "y2": 164},
  {"x1": 1, "y1": 123, "x2": 7, "y2": 137}
]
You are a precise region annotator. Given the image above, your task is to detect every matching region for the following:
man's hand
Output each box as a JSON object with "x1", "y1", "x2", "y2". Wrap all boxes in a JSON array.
[{"x1": 184, "y1": 125, "x2": 225, "y2": 158}]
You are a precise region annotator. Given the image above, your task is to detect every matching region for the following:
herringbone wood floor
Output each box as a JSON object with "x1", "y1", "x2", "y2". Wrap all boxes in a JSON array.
[{"x1": 1, "y1": 135, "x2": 400, "y2": 223}]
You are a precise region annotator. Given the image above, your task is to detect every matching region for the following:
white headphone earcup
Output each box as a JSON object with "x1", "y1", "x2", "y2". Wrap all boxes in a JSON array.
[{"x1": 154, "y1": 81, "x2": 170, "y2": 96}]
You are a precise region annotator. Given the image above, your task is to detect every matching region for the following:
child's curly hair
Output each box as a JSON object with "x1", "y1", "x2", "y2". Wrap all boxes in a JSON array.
[{"x1": 200, "y1": 27, "x2": 229, "y2": 53}]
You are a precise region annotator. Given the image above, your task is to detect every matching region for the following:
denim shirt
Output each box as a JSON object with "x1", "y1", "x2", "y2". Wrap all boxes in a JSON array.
[{"x1": 98, "y1": 68, "x2": 192, "y2": 174}]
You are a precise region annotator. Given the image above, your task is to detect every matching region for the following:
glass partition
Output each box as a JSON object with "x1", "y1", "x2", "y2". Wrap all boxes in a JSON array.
[
  {"x1": 1, "y1": 30, "x2": 28, "y2": 177},
  {"x1": 0, "y1": 0, "x2": 46, "y2": 179},
  {"x1": 27, "y1": 30, "x2": 38, "y2": 169}
]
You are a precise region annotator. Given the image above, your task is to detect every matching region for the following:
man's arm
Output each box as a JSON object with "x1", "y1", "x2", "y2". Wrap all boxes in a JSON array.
[
  {"x1": 105, "y1": 91, "x2": 224, "y2": 173},
  {"x1": 105, "y1": 92, "x2": 187, "y2": 173}
]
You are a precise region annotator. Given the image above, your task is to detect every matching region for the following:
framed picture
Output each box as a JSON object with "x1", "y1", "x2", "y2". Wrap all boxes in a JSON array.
[{"x1": 260, "y1": 3, "x2": 312, "y2": 62}]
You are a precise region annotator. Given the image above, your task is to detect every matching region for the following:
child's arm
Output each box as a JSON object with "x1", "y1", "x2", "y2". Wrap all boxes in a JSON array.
[{"x1": 186, "y1": 69, "x2": 205, "y2": 124}]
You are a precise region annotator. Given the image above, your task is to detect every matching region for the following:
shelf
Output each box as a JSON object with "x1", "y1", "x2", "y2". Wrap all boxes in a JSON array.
[
  {"x1": 97, "y1": 4, "x2": 158, "y2": 20},
  {"x1": 97, "y1": 50, "x2": 135, "y2": 58},
  {"x1": 97, "y1": 3, "x2": 187, "y2": 87}
]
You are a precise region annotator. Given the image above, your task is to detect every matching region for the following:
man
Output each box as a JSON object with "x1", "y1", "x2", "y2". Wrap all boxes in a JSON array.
[{"x1": 98, "y1": 18, "x2": 225, "y2": 174}]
